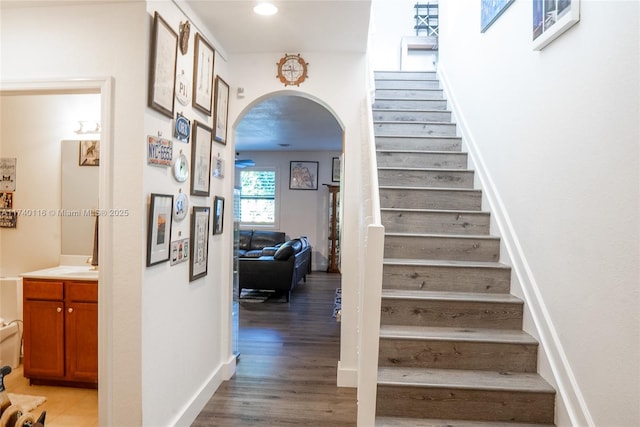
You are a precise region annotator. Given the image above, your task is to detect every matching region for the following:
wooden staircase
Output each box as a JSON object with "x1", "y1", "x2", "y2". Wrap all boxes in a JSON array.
[{"x1": 373, "y1": 71, "x2": 556, "y2": 427}]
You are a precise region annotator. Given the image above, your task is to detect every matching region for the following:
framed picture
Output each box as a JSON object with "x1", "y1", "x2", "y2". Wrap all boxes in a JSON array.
[
  {"x1": 192, "y1": 33, "x2": 215, "y2": 116},
  {"x1": 212, "y1": 155, "x2": 224, "y2": 179},
  {"x1": 213, "y1": 76, "x2": 229, "y2": 144},
  {"x1": 0, "y1": 192, "x2": 13, "y2": 209},
  {"x1": 147, "y1": 193, "x2": 174, "y2": 267},
  {"x1": 213, "y1": 196, "x2": 225, "y2": 235},
  {"x1": 289, "y1": 161, "x2": 319, "y2": 190},
  {"x1": 79, "y1": 140, "x2": 100, "y2": 166},
  {"x1": 191, "y1": 120, "x2": 212, "y2": 196},
  {"x1": 532, "y1": 0, "x2": 580, "y2": 50},
  {"x1": 332, "y1": 157, "x2": 341, "y2": 182},
  {"x1": 480, "y1": 0, "x2": 515, "y2": 33},
  {"x1": 190, "y1": 206, "x2": 210, "y2": 281},
  {"x1": 148, "y1": 11, "x2": 178, "y2": 118}
]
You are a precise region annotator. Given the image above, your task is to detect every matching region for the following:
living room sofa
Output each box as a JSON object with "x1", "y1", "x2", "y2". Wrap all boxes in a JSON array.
[{"x1": 238, "y1": 230, "x2": 311, "y2": 302}]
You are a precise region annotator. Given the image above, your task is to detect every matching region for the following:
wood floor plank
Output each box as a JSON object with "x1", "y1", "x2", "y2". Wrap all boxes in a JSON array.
[{"x1": 191, "y1": 273, "x2": 357, "y2": 426}]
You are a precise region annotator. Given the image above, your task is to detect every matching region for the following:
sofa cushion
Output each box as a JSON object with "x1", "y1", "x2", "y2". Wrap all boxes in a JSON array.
[
  {"x1": 239, "y1": 230, "x2": 252, "y2": 251},
  {"x1": 273, "y1": 239, "x2": 303, "y2": 260},
  {"x1": 250, "y1": 230, "x2": 286, "y2": 250},
  {"x1": 244, "y1": 249, "x2": 264, "y2": 258}
]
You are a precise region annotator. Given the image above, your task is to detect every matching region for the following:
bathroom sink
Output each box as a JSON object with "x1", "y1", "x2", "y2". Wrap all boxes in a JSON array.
[{"x1": 20, "y1": 265, "x2": 99, "y2": 281}]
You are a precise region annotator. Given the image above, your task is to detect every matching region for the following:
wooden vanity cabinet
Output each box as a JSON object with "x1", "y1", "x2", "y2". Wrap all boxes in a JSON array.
[{"x1": 23, "y1": 278, "x2": 98, "y2": 387}]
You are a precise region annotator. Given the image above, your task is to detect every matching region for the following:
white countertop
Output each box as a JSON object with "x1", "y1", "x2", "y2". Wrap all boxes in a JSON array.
[{"x1": 20, "y1": 265, "x2": 99, "y2": 281}]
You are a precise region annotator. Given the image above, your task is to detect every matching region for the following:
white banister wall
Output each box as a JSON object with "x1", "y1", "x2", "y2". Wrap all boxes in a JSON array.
[{"x1": 356, "y1": 90, "x2": 385, "y2": 426}]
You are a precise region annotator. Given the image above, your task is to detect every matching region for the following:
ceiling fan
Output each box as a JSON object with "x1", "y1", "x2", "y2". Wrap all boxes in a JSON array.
[{"x1": 235, "y1": 155, "x2": 255, "y2": 168}]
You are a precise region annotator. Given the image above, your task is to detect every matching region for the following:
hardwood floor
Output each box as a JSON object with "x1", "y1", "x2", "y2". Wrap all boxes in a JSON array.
[{"x1": 191, "y1": 272, "x2": 357, "y2": 426}]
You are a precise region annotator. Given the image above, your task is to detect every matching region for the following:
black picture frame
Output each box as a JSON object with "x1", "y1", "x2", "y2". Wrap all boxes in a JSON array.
[
  {"x1": 148, "y1": 11, "x2": 178, "y2": 118},
  {"x1": 213, "y1": 196, "x2": 225, "y2": 235},
  {"x1": 190, "y1": 120, "x2": 213, "y2": 196},
  {"x1": 190, "y1": 206, "x2": 210, "y2": 281},
  {"x1": 147, "y1": 193, "x2": 174, "y2": 267},
  {"x1": 192, "y1": 33, "x2": 215, "y2": 116},
  {"x1": 289, "y1": 161, "x2": 319, "y2": 190}
]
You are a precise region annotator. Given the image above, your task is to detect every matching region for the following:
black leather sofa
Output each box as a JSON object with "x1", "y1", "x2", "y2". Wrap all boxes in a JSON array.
[{"x1": 238, "y1": 230, "x2": 311, "y2": 302}]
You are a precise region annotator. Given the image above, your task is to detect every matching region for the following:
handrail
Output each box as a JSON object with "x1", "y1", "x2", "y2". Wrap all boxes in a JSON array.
[{"x1": 356, "y1": 84, "x2": 385, "y2": 426}]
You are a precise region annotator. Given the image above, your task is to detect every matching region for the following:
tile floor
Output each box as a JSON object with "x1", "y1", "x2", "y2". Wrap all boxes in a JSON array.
[{"x1": 2, "y1": 364, "x2": 98, "y2": 427}]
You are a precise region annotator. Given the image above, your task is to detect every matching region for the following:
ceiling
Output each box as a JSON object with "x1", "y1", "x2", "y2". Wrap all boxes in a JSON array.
[{"x1": 181, "y1": 0, "x2": 371, "y2": 152}]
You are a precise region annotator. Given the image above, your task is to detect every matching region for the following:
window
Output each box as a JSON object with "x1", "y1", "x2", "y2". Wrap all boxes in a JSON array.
[{"x1": 239, "y1": 168, "x2": 277, "y2": 226}]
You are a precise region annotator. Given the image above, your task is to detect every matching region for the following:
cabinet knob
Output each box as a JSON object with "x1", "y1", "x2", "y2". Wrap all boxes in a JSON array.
[
  {"x1": 68, "y1": 307, "x2": 74, "y2": 313},
  {"x1": 57, "y1": 307, "x2": 62, "y2": 313}
]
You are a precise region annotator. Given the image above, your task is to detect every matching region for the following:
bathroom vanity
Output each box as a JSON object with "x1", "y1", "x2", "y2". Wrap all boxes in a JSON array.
[{"x1": 21, "y1": 266, "x2": 98, "y2": 388}]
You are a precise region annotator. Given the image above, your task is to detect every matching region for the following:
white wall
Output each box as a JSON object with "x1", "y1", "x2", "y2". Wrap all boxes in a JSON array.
[
  {"x1": 235, "y1": 150, "x2": 341, "y2": 271},
  {"x1": 439, "y1": 1, "x2": 639, "y2": 426}
]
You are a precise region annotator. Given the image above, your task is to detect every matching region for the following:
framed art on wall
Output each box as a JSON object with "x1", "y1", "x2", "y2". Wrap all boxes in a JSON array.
[
  {"x1": 213, "y1": 196, "x2": 224, "y2": 235},
  {"x1": 480, "y1": 0, "x2": 515, "y2": 33},
  {"x1": 190, "y1": 120, "x2": 212, "y2": 196},
  {"x1": 148, "y1": 11, "x2": 178, "y2": 118},
  {"x1": 332, "y1": 157, "x2": 341, "y2": 182},
  {"x1": 79, "y1": 140, "x2": 100, "y2": 166},
  {"x1": 213, "y1": 76, "x2": 229, "y2": 144},
  {"x1": 190, "y1": 206, "x2": 210, "y2": 281},
  {"x1": 532, "y1": 0, "x2": 580, "y2": 50},
  {"x1": 147, "y1": 193, "x2": 174, "y2": 266},
  {"x1": 192, "y1": 33, "x2": 215, "y2": 116},
  {"x1": 289, "y1": 161, "x2": 319, "y2": 190}
]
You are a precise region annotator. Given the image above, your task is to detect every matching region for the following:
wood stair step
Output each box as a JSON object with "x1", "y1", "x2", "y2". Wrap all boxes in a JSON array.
[
  {"x1": 375, "y1": 416, "x2": 554, "y2": 426},
  {"x1": 381, "y1": 208, "x2": 490, "y2": 235},
  {"x1": 376, "y1": 89, "x2": 444, "y2": 100},
  {"x1": 377, "y1": 150, "x2": 468, "y2": 169},
  {"x1": 373, "y1": 109, "x2": 451, "y2": 122},
  {"x1": 378, "y1": 167, "x2": 474, "y2": 188},
  {"x1": 378, "y1": 325, "x2": 538, "y2": 372},
  {"x1": 375, "y1": 71, "x2": 438, "y2": 80},
  {"x1": 380, "y1": 289, "x2": 523, "y2": 329},
  {"x1": 380, "y1": 187, "x2": 482, "y2": 211},
  {"x1": 382, "y1": 258, "x2": 511, "y2": 294},
  {"x1": 376, "y1": 136, "x2": 462, "y2": 151},
  {"x1": 376, "y1": 367, "x2": 555, "y2": 423},
  {"x1": 373, "y1": 99, "x2": 449, "y2": 111},
  {"x1": 374, "y1": 121, "x2": 457, "y2": 137},
  {"x1": 384, "y1": 232, "x2": 500, "y2": 262},
  {"x1": 375, "y1": 79, "x2": 441, "y2": 89}
]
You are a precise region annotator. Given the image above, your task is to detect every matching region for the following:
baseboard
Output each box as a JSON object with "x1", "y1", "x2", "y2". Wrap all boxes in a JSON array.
[
  {"x1": 171, "y1": 354, "x2": 237, "y2": 427},
  {"x1": 337, "y1": 361, "x2": 357, "y2": 388},
  {"x1": 438, "y1": 64, "x2": 593, "y2": 427}
]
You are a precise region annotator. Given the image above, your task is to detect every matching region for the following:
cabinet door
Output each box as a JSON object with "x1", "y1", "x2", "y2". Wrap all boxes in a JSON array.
[
  {"x1": 65, "y1": 301, "x2": 98, "y2": 382},
  {"x1": 23, "y1": 300, "x2": 64, "y2": 378}
]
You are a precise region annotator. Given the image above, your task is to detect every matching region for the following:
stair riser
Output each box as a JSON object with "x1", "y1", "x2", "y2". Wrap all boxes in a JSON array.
[
  {"x1": 375, "y1": 80, "x2": 441, "y2": 90},
  {"x1": 378, "y1": 339, "x2": 538, "y2": 372},
  {"x1": 376, "y1": 385, "x2": 555, "y2": 424},
  {"x1": 373, "y1": 110, "x2": 451, "y2": 122},
  {"x1": 377, "y1": 152, "x2": 468, "y2": 169},
  {"x1": 380, "y1": 188, "x2": 482, "y2": 211},
  {"x1": 375, "y1": 122, "x2": 457, "y2": 137},
  {"x1": 373, "y1": 99, "x2": 448, "y2": 110},
  {"x1": 381, "y1": 210, "x2": 490, "y2": 235},
  {"x1": 380, "y1": 299, "x2": 523, "y2": 329},
  {"x1": 382, "y1": 264, "x2": 511, "y2": 294},
  {"x1": 376, "y1": 136, "x2": 461, "y2": 152},
  {"x1": 376, "y1": 89, "x2": 444, "y2": 100},
  {"x1": 384, "y1": 235, "x2": 500, "y2": 262},
  {"x1": 378, "y1": 169, "x2": 474, "y2": 188},
  {"x1": 375, "y1": 71, "x2": 437, "y2": 80}
]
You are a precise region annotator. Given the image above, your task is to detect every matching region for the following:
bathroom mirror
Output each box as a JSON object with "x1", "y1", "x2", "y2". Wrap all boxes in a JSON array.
[{"x1": 61, "y1": 140, "x2": 99, "y2": 255}]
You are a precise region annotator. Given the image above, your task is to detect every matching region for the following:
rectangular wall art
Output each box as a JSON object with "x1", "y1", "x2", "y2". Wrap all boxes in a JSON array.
[{"x1": 532, "y1": 0, "x2": 580, "y2": 50}]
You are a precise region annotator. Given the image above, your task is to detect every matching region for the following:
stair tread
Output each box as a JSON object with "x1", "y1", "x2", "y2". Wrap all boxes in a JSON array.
[
  {"x1": 381, "y1": 207, "x2": 488, "y2": 215},
  {"x1": 385, "y1": 232, "x2": 498, "y2": 240},
  {"x1": 383, "y1": 258, "x2": 509, "y2": 269},
  {"x1": 381, "y1": 289, "x2": 522, "y2": 304},
  {"x1": 375, "y1": 120, "x2": 452, "y2": 125},
  {"x1": 380, "y1": 325, "x2": 537, "y2": 344},
  {"x1": 380, "y1": 185, "x2": 479, "y2": 191},
  {"x1": 375, "y1": 416, "x2": 554, "y2": 427},
  {"x1": 376, "y1": 135, "x2": 461, "y2": 139},
  {"x1": 377, "y1": 149, "x2": 465, "y2": 154},
  {"x1": 378, "y1": 367, "x2": 555, "y2": 393},
  {"x1": 378, "y1": 167, "x2": 472, "y2": 172}
]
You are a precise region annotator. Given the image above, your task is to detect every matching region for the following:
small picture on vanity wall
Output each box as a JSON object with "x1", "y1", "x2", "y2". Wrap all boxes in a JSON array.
[
  {"x1": 0, "y1": 210, "x2": 17, "y2": 228},
  {"x1": 0, "y1": 158, "x2": 17, "y2": 191},
  {"x1": 0, "y1": 192, "x2": 13, "y2": 209},
  {"x1": 79, "y1": 140, "x2": 100, "y2": 166}
]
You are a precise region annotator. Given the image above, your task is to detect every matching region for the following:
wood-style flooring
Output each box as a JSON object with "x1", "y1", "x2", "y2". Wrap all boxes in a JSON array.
[{"x1": 191, "y1": 272, "x2": 357, "y2": 426}]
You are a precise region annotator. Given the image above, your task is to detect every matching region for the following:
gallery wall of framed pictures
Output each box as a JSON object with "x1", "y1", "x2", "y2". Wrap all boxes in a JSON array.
[{"x1": 145, "y1": 9, "x2": 230, "y2": 282}]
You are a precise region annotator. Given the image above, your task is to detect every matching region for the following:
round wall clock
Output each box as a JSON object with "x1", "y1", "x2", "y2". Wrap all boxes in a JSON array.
[{"x1": 276, "y1": 53, "x2": 309, "y2": 87}]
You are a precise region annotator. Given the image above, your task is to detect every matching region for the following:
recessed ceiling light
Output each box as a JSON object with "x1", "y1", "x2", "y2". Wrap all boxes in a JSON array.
[{"x1": 254, "y1": 2, "x2": 278, "y2": 16}]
